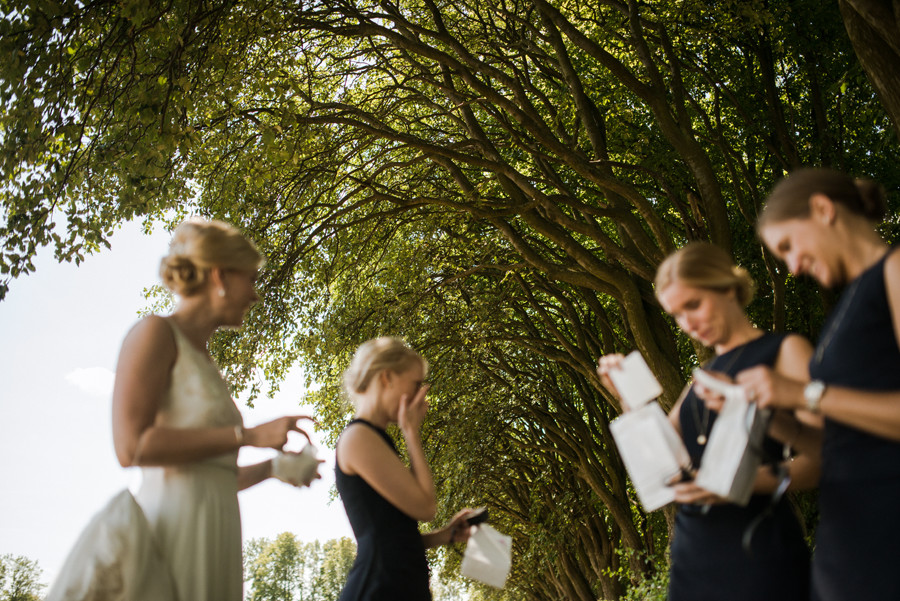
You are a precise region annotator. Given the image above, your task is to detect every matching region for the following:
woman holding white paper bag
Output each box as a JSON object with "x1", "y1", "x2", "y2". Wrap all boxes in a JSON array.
[
  {"x1": 598, "y1": 241, "x2": 819, "y2": 601},
  {"x1": 751, "y1": 168, "x2": 900, "y2": 601},
  {"x1": 46, "y1": 219, "x2": 320, "y2": 601},
  {"x1": 335, "y1": 337, "x2": 478, "y2": 601}
]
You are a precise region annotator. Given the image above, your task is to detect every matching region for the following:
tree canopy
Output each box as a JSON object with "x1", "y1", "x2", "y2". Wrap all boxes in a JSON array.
[
  {"x1": 0, "y1": 554, "x2": 44, "y2": 601},
  {"x1": 2, "y1": 1, "x2": 899, "y2": 598}
]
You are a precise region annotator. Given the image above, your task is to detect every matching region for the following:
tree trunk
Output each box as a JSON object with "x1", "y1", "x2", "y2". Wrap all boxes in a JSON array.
[{"x1": 840, "y1": 0, "x2": 900, "y2": 139}]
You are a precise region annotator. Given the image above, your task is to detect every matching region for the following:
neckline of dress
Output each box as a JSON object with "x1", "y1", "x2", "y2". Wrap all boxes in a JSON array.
[
  {"x1": 350, "y1": 417, "x2": 388, "y2": 433},
  {"x1": 164, "y1": 317, "x2": 216, "y2": 365}
]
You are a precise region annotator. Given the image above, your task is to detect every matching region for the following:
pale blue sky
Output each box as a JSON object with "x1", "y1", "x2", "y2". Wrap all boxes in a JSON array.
[{"x1": 0, "y1": 220, "x2": 352, "y2": 585}]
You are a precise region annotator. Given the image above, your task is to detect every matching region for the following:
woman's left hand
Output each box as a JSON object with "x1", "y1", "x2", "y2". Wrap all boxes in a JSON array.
[
  {"x1": 672, "y1": 481, "x2": 727, "y2": 505},
  {"x1": 735, "y1": 366, "x2": 805, "y2": 410}
]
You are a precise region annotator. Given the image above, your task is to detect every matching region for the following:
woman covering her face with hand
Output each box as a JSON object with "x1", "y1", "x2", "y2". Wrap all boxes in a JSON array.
[
  {"x1": 335, "y1": 337, "x2": 478, "y2": 601},
  {"x1": 597, "y1": 242, "x2": 821, "y2": 601},
  {"x1": 749, "y1": 168, "x2": 900, "y2": 600},
  {"x1": 46, "y1": 218, "x2": 319, "y2": 601}
]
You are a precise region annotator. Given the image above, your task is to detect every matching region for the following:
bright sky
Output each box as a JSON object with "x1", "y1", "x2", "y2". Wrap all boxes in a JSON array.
[{"x1": 0, "y1": 220, "x2": 353, "y2": 586}]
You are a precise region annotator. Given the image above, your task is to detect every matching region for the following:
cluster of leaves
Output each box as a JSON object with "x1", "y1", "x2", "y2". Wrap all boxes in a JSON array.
[
  {"x1": 3, "y1": 0, "x2": 900, "y2": 598},
  {"x1": 0, "y1": 554, "x2": 44, "y2": 601}
]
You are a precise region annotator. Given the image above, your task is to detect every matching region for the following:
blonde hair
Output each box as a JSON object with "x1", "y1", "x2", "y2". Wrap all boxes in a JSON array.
[
  {"x1": 159, "y1": 218, "x2": 264, "y2": 296},
  {"x1": 343, "y1": 337, "x2": 428, "y2": 399},
  {"x1": 655, "y1": 242, "x2": 755, "y2": 307}
]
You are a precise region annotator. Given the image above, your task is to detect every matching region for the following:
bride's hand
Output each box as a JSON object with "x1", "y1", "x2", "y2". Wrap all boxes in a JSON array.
[{"x1": 245, "y1": 415, "x2": 316, "y2": 450}]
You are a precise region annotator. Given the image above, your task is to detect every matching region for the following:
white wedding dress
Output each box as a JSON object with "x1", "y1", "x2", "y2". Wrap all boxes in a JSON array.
[{"x1": 46, "y1": 318, "x2": 244, "y2": 601}]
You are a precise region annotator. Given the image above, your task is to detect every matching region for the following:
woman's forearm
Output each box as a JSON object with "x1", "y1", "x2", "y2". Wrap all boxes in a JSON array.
[
  {"x1": 127, "y1": 425, "x2": 242, "y2": 467},
  {"x1": 237, "y1": 460, "x2": 273, "y2": 491},
  {"x1": 402, "y1": 427, "x2": 437, "y2": 521}
]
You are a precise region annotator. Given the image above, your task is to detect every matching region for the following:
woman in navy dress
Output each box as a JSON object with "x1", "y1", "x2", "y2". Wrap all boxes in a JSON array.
[
  {"x1": 749, "y1": 168, "x2": 900, "y2": 601},
  {"x1": 598, "y1": 242, "x2": 821, "y2": 601},
  {"x1": 335, "y1": 337, "x2": 477, "y2": 601}
]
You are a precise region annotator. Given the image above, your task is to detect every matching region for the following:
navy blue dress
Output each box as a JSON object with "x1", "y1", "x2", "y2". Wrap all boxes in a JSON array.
[
  {"x1": 809, "y1": 249, "x2": 900, "y2": 601},
  {"x1": 668, "y1": 333, "x2": 810, "y2": 601},
  {"x1": 336, "y1": 419, "x2": 431, "y2": 601}
]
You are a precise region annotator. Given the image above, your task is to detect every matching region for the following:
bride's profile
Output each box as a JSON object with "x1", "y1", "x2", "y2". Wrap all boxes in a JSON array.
[{"x1": 46, "y1": 218, "x2": 318, "y2": 601}]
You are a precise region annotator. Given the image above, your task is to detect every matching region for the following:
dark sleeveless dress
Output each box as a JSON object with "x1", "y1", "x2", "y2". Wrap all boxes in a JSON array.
[
  {"x1": 335, "y1": 419, "x2": 431, "y2": 601},
  {"x1": 668, "y1": 333, "x2": 810, "y2": 601},
  {"x1": 809, "y1": 249, "x2": 900, "y2": 601}
]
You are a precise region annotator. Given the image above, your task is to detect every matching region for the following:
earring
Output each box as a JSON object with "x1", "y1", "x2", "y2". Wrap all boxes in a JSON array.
[{"x1": 218, "y1": 288, "x2": 226, "y2": 298}]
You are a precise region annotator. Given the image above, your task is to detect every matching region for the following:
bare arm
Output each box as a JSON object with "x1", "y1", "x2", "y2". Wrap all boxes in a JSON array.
[
  {"x1": 750, "y1": 334, "x2": 821, "y2": 493},
  {"x1": 769, "y1": 333, "x2": 823, "y2": 460},
  {"x1": 237, "y1": 460, "x2": 273, "y2": 491},
  {"x1": 112, "y1": 316, "x2": 313, "y2": 467},
  {"x1": 809, "y1": 251, "x2": 900, "y2": 440},
  {"x1": 337, "y1": 387, "x2": 437, "y2": 522},
  {"x1": 739, "y1": 255, "x2": 900, "y2": 441}
]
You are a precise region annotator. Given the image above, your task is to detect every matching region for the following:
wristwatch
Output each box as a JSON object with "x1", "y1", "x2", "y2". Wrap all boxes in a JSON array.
[{"x1": 804, "y1": 380, "x2": 827, "y2": 413}]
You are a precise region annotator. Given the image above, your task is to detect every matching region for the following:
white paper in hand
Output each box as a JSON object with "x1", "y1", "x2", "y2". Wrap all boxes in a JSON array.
[
  {"x1": 610, "y1": 402, "x2": 691, "y2": 511},
  {"x1": 691, "y1": 368, "x2": 738, "y2": 397},
  {"x1": 461, "y1": 524, "x2": 512, "y2": 589},
  {"x1": 607, "y1": 351, "x2": 664, "y2": 410},
  {"x1": 692, "y1": 369, "x2": 770, "y2": 506}
]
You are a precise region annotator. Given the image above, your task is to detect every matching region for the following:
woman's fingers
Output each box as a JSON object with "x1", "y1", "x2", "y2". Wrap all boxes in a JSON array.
[
  {"x1": 287, "y1": 416, "x2": 317, "y2": 444},
  {"x1": 672, "y1": 482, "x2": 722, "y2": 505},
  {"x1": 596, "y1": 354, "x2": 625, "y2": 397}
]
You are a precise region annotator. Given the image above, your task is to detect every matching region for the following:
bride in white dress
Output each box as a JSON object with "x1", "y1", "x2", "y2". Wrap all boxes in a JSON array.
[{"x1": 46, "y1": 219, "x2": 318, "y2": 601}]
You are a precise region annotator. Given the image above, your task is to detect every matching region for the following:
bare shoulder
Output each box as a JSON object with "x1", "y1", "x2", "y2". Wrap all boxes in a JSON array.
[
  {"x1": 337, "y1": 422, "x2": 394, "y2": 475},
  {"x1": 338, "y1": 422, "x2": 389, "y2": 451},
  {"x1": 779, "y1": 333, "x2": 814, "y2": 357},
  {"x1": 883, "y1": 249, "x2": 900, "y2": 331},
  {"x1": 775, "y1": 333, "x2": 814, "y2": 379},
  {"x1": 119, "y1": 315, "x2": 177, "y2": 364},
  {"x1": 884, "y1": 249, "x2": 900, "y2": 285}
]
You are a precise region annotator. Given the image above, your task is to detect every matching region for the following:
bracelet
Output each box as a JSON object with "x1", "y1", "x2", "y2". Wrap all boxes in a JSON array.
[{"x1": 234, "y1": 425, "x2": 244, "y2": 447}]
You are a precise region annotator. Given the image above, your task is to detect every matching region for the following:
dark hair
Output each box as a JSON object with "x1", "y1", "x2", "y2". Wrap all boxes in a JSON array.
[{"x1": 758, "y1": 168, "x2": 887, "y2": 229}]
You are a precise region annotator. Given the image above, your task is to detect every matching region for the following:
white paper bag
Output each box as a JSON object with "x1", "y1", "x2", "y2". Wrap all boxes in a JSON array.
[
  {"x1": 692, "y1": 369, "x2": 770, "y2": 506},
  {"x1": 461, "y1": 524, "x2": 512, "y2": 588},
  {"x1": 610, "y1": 402, "x2": 691, "y2": 511},
  {"x1": 607, "y1": 351, "x2": 664, "y2": 410}
]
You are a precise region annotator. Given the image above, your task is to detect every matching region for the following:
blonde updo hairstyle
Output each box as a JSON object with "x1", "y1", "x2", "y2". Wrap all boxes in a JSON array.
[
  {"x1": 655, "y1": 242, "x2": 755, "y2": 308},
  {"x1": 343, "y1": 337, "x2": 428, "y2": 403},
  {"x1": 160, "y1": 218, "x2": 264, "y2": 297}
]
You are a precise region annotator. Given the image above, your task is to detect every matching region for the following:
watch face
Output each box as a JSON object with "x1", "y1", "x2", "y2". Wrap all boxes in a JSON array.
[{"x1": 804, "y1": 381, "x2": 825, "y2": 411}]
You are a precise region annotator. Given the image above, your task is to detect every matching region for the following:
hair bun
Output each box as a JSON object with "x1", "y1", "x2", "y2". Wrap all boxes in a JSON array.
[
  {"x1": 158, "y1": 218, "x2": 264, "y2": 297},
  {"x1": 855, "y1": 178, "x2": 888, "y2": 222},
  {"x1": 159, "y1": 255, "x2": 208, "y2": 297}
]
